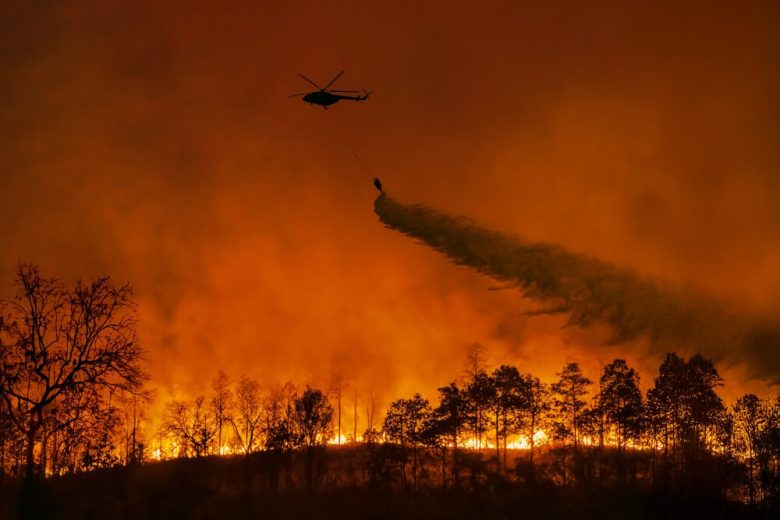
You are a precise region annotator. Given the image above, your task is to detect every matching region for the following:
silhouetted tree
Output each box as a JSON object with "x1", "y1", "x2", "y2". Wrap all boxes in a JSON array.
[
  {"x1": 163, "y1": 396, "x2": 216, "y2": 457},
  {"x1": 263, "y1": 382, "x2": 299, "y2": 451},
  {"x1": 551, "y1": 362, "x2": 592, "y2": 452},
  {"x1": 262, "y1": 382, "x2": 299, "y2": 492},
  {"x1": 756, "y1": 395, "x2": 780, "y2": 506},
  {"x1": 294, "y1": 386, "x2": 334, "y2": 490},
  {"x1": 490, "y1": 365, "x2": 525, "y2": 472},
  {"x1": 463, "y1": 343, "x2": 488, "y2": 381},
  {"x1": 294, "y1": 387, "x2": 334, "y2": 447},
  {"x1": 520, "y1": 374, "x2": 550, "y2": 467},
  {"x1": 46, "y1": 385, "x2": 119, "y2": 474},
  {"x1": 230, "y1": 375, "x2": 263, "y2": 454},
  {"x1": 598, "y1": 360, "x2": 643, "y2": 448},
  {"x1": 432, "y1": 382, "x2": 468, "y2": 487},
  {"x1": 382, "y1": 393, "x2": 431, "y2": 489},
  {"x1": 0, "y1": 264, "x2": 146, "y2": 481},
  {"x1": 734, "y1": 394, "x2": 765, "y2": 504},
  {"x1": 119, "y1": 388, "x2": 152, "y2": 465},
  {"x1": 599, "y1": 358, "x2": 643, "y2": 483},
  {"x1": 646, "y1": 353, "x2": 725, "y2": 489},
  {"x1": 465, "y1": 371, "x2": 495, "y2": 449},
  {"x1": 211, "y1": 370, "x2": 232, "y2": 455}
]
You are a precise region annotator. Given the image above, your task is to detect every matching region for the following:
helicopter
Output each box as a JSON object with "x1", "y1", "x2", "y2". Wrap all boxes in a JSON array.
[{"x1": 289, "y1": 71, "x2": 371, "y2": 109}]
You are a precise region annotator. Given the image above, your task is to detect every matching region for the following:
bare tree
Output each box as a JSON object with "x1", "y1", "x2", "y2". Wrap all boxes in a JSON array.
[
  {"x1": 163, "y1": 396, "x2": 216, "y2": 457},
  {"x1": 230, "y1": 375, "x2": 263, "y2": 454},
  {"x1": 0, "y1": 264, "x2": 147, "y2": 480},
  {"x1": 211, "y1": 370, "x2": 232, "y2": 455},
  {"x1": 462, "y1": 343, "x2": 488, "y2": 382}
]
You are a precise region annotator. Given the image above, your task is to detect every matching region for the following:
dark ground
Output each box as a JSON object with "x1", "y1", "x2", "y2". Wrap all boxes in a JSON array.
[{"x1": 0, "y1": 445, "x2": 765, "y2": 519}]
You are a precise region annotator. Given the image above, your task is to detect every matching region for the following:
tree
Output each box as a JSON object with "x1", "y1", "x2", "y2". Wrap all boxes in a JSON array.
[
  {"x1": 551, "y1": 362, "x2": 592, "y2": 452},
  {"x1": 163, "y1": 396, "x2": 216, "y2": 457},
  {"x1": 294, "y1": 386, "x2": 334, "y2": 447},
  {"x1": 211, "y1": 371, "x2": 232, "y2": 455},
  {"x1": 520, "y1": 374, "x2": 550, "y2": 466},
  {"x1": 230, "y1": 375, "x2": 263, "y2": 454},
  {"x1": 382, "y1": 393, "x2": 431, "y2": 489},
  {"x1": 0, "y1": 264, "x2": 147, "y2": 481},
  {"x1": 432, "y1": 382, "x2": 469, "y2": 487},
  {"x1": 598, "y1": 359, "x2": 643, "y2": 451},
  {"x1": 646, "y1": 353, "x2": 725, "y2": 488},
  {"x1": 294, "y1": 386, "x2": 334, "y2": 490},
  {"x1": 756, "y1": 395, "x2": 780, "y2": 504},
  {"x1": 734, "y1": 394, "x2": 765, "y2": 504},
  {"x1": 463, "y1": 343, "x2": 488, "y2": 381},
  {"x1": 119, "y1": 388, "x2": 152, "y2": 466},
  {"x1": 465, "y1": 371, "x2": 495, "y2": 449},
  {"x1": 263, "y1": 382, "x2": 299, "y2": 452},
  {"x1": 47, "y1": 385, "x2": 119, "y2": 474},
  {"x1": 491, "y1": 365, "x2": 526, "y2": 472},
  {"x1": 262, "y1": 382, "x2": 299, "y2": 492}
]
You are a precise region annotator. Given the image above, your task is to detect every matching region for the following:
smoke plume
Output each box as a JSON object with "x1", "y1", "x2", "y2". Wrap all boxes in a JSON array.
[{"x1": 375, "y1": 194, "x2": 780, "y2": 384}]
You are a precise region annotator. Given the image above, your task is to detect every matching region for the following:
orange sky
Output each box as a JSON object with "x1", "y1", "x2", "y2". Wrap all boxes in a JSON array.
[{"x1": 1, "y1": 1, "x2": 779, "y2": 424}]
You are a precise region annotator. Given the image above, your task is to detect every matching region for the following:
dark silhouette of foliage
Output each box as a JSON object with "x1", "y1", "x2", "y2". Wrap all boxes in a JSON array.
[
  {"x1": 294, "y1": 386, "x2": 334, "y2": 490},
  {"x1": 431, "y1": 383, "x2": 468, "y2": 487},
  {"x1": 382, "y1": 393, "x2": 431, "y2": 489},
  {"x1": 599, "y1": 359, "x2": 643, "y2": 450},
  {"x1": 0, "y1": 264, "x2": 147, "y2": 481},
  {"x1": 464, "y1": 371, "x2": 495, "y2": 450},
  {"x1": 490, "y1": 365, "x2": 525, "y2": 472},
  {"x1": 551, "y1": 362, "x2": 592, "y2": 452}
]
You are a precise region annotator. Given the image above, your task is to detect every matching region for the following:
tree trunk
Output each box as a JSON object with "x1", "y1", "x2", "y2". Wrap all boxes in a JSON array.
[
  {"x1": 25, "y1": 428, "x2": 36, "y2": 481},
  {"x1": 24, "y1": 413, "x2": 41, "y2": 482},
  {"x1": 495, "y1": 412, "x2": 501, "y2": 473},
  {"x1": 502, "y1": 406, "x2": 508, "y2": 472},
  {"x1": 412, "y1": 445, "x2": 418, "y2": 492},
  {"x1": 305, "y1": 446, "x2": 314, "y2": 491},
  {"x1": 441, "y1": 447, "x2": 447, "y2": 489},
  {"x1": 452, "y1": 434, "x2": 459, "y2": 488},
  {"x1": 529, "y1": 413, "x2": 536, "y2": 467}
]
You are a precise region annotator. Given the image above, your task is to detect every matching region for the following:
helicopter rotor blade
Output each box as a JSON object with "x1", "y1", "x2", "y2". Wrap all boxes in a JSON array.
[
  {"x1": 327, "y1": 90, "x2": 360, "y2": 93},
  {"x1": 323, "y1": 70, "x2": 344, "y2": 90},
  {"x1": 299, "y1": 74, "x2": 322, "y2": 90}
]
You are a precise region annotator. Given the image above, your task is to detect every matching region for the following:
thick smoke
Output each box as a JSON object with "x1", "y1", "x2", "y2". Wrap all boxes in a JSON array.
[{"x1": 375, "y1": 194, "x2": 780, "y2": 384}]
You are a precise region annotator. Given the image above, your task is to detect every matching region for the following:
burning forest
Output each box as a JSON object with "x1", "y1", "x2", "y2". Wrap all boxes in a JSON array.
[{"x1": 3, "y1": 0, "x2": 780, "y2": 518}]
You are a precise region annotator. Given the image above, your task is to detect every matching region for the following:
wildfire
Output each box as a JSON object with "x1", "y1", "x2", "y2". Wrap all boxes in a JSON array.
[
  {"x1": 327, "y1": 434, "x2": 349, "y2": 446},
  {"x1": 506, "y1": 430, "x2": 549, "y2": 450}
]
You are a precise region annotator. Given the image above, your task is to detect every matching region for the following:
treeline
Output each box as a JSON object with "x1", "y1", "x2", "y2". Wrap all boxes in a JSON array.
[
  {"x1": 3, "y1": 265, "x2": 780, "y2": 512},
  {"x1": 373, "y1": 347, "x2": 780, "y2": 506}
]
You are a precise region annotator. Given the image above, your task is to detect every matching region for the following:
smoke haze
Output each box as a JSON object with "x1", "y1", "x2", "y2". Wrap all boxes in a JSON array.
[{"x1": 1, "y1": 0, "x2": 779, "y2": 422}]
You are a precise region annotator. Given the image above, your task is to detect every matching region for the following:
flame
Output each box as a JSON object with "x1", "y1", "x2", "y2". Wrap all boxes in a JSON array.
[
  {"x1": 327, "y1": 434, "x2": 348, "y2": 446},
  {"x1": 506, "y1": 430, "x2": 549, "y2": 450}
]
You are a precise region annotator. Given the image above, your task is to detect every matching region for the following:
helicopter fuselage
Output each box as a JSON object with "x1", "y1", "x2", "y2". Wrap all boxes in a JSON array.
[
  {"x1": 291, "y1": 72, "x2": 370, "y2": 108},
  {"x1": 303, "y1": 91, "x2": 341, "y2": 106}
]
